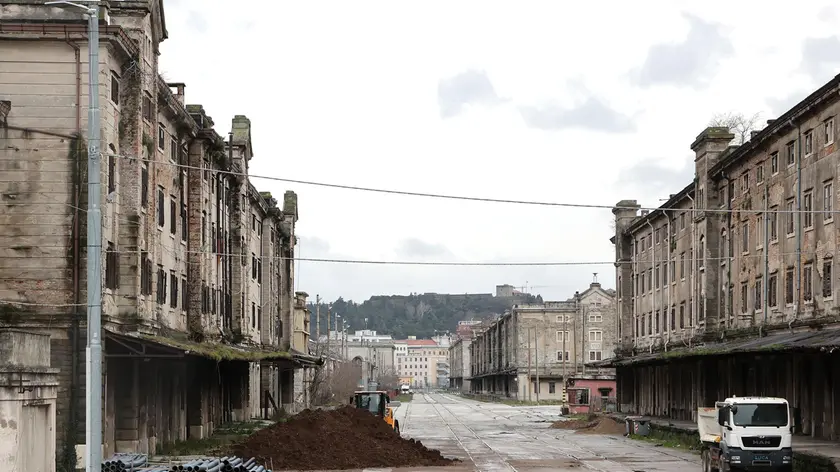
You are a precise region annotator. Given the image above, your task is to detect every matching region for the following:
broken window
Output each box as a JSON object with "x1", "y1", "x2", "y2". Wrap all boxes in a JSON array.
[
  {"x1": 157, "y1": 187, "x2": 165, "y2": 227},
  {"x1": 158, "y1": 124, "x2": 166, "y2": 151},
  {"x1": 141, "y1": 165, "x2": 149, "y2": 208},
  {"x1": 769, "y1": 274, "x2": 778, "y2": 308},
  {"x1": 110, "y1": 71, "x2": 120, "y2": 105},
  {"x1": 169, "y1": 270, "x2": 178, "y2": 308},
  {"x1": 786, "y1": 141, "x2": 796, "y2": 166},
  {"x1": 785, "y1": 267, "x2": 794, "y2": 305},
  {"x1": 181, "y1": 277, "x2": 188, "y2": 312},
  {"x1": 105, "y1": 242, "x2": 119, "y2": 289},
  {"x1": 804, "y1": 264, "x2": 813, "y2": 302},
  {"x1": 140, "y1": 252, "x2": 152, "y2": 296},
  {"x1": 804, "y1": 191, "x2": 814, "y2": 229},
  {"x1": 740, "y1": 282, "x2": 748, "y2": 313},
  {"x1": 108, "y1": 144, "x2": 117, "y2": 193},
  {"x1": 804, "y1": 130, "x2": 814, "y2": 155},
  {"x1": 170, "y1": 196, "x2": 177, "y2": 235},
  {"x1": 156, "y1": 265, "x2": 167, "y2": 305}
]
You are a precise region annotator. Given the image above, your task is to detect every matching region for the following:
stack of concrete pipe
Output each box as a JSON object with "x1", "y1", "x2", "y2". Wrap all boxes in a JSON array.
[
  {"x1": 101, "y1": 454, "x2": 269, "y2": 472},
  {"x1": 102, "y1": 453, "x2": 148, "y2": 471}
]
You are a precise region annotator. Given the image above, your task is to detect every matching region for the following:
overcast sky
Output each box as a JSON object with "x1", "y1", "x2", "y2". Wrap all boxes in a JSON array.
[{"x1": 159, "y1": 0, "x2": 840, "y2": 303}]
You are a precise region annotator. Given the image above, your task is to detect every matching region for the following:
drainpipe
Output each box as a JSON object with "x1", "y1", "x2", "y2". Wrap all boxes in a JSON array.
[
  {"x1": 631, "y1": 237, "x2": 637, "y2": 348},
  {"x1": 723, "y1": 172, "x2": 733, "y2": 328},
  {"x1": 66, "y1": 38, "x2": 82, "y2": 469},
  {"x1": 791, "y1": 119, "x2": 803, "y2": 330},
  {"x1": 646, "y1": 220, "x2": 655, "y2": 353},
  {"x1": 665, "y1": 215, "x2": 672, "y2": 352},
  {"x1": 763, "y1": 185, "x2": 769, "y2": 327},
  {"x1": 686, "y1": 193, "x2": 696, "y2": 333}
]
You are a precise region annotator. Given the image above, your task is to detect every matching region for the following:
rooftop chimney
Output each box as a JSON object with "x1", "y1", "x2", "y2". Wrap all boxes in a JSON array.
[
  {"x1": 168, "y1": 82, "x2": 185, "y2": 105},
  {"x1": 766, "y1": 119, "x2": 776, "y2": 126}
]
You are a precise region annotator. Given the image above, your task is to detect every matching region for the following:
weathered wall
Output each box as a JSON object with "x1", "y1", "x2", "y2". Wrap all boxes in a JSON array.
[{"x1": 0, "y1": 330, "x2": 59, "y2": 472}]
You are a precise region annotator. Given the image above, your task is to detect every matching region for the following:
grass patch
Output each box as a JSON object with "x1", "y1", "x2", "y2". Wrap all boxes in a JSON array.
[
  {"x1": 464, "y1": 394, "x2": 564, "y2": 406},
  {"x1": 396, "y1": 394, "x2": 413, "y2": 402},
  {"x1": 138, "y1": 334, "x2": 290, "y2": 362},
  {"x1": 629, "y1": 433, "x2": 700, "y2": 453},
  {"x1": 156, "y1": 421, "x2": 271, "y2": 457}
]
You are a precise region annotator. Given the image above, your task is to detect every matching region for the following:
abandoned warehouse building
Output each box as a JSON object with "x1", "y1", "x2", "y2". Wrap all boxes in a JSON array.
[
  {"x1": 601, "y1": 72, "x2": 840, "y2": 441},
  {"x1": 0, "y1": 0, "x2": 320, "y2": 468}
]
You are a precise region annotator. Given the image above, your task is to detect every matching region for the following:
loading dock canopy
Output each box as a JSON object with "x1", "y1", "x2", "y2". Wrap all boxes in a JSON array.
[
  {"x1": 104, "y1": 331, "x2": 310, "y2": 366},
  {"x1": 591, "y1": 327, "x2": 840, "y2": 367}
]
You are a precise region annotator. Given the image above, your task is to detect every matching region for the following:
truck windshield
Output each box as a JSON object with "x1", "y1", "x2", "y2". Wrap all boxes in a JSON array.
[{"x1": 732, "y1": 403, "x2": 788, "y2": 427}]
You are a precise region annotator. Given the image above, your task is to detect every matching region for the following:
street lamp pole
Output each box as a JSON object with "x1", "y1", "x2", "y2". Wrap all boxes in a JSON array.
[{"x1": 46, "y1": 1, "x2": 103, "y2": 470}]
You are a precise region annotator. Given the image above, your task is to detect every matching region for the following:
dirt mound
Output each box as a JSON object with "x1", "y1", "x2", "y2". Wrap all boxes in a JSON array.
[
  {"x1": 577, "y1": 416, "x2": 626, "y2": 435},
  {"x1": 231, "y1": 406, "x2": 459, "y2": 470},
  {"x1": 551, "y1": 415, "x2": 625, "y2": 435},
  {"x1": 551, "y1": 414, "x2": 598, "y2": 430}
]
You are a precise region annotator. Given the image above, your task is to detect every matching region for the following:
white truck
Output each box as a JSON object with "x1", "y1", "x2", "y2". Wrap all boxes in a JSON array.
[{"x1": 698, "y1": 396, "x2": 793, "y2": 472}]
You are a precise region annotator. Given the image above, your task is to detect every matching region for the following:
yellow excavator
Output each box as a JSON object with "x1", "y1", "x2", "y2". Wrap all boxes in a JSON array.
[{"x1": 351, "y1": 390, "x2": 402, "y2": 435}]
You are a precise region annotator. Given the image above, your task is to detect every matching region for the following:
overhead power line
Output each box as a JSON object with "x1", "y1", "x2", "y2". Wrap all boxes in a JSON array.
[{"x1": 111, "y1": 153, "x2": 810, "y2": 215}]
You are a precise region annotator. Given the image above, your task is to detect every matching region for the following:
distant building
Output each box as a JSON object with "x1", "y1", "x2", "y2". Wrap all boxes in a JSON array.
[
  {"x1": 448, "y1": 337, "x2": 472, "y2": 391},
  {"x1": 394, "y1": 338, "x2": 449, "y2": 388},
  {"x1": 469, "y1": 281, "x2": 617, "y2": 404},
  {"x1": 455, "y1": 320, "x2": 490, "y2": 339},
  {"x1": 324, "y1": 329, "x2": 393, "y2": 343}
]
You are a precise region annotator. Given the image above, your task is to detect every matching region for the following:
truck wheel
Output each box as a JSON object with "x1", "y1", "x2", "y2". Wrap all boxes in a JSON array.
[{"x1": 701, "y1": 450, "x2": 710, "y2": 472}]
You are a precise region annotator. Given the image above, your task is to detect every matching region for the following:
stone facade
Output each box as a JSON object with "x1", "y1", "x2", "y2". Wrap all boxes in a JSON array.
[
  {"x1": 0, "y1": 1, "x2": 309, "y2": 467},
  {"x1": 448, "y1": 337, "x2": 472, "y2": 391},
  {"x1": 613, "y1": 75, "x2": 840, "y2": 348},
  {"x1": 468, "y1": 282, "x2": 617, "y2": 400},
  {"x1": 607, "y1": 74, "x2": 840, "y2": 440}
]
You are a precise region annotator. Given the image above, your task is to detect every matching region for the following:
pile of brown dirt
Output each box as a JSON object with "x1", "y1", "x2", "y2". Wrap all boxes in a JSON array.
[
  {"x1": 551, "y1": 415, "x2": 625, "y2": 435},
  {"x1": 231, "y1": 406, "x2": 459, "y2": 470},
  {"x1": 576, "y1": 416, "x2": 626, "y2": 435},
  {"x1": 551, "y1": 414, "x2": 598, "y2": 430}
]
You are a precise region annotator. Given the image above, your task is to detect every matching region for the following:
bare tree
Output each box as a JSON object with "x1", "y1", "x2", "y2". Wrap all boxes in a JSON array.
[
  {"x1": 708, "y1": 112, "x2": 763, "y2": 145},
  {"x1": 308, "y1": 342, "x2": 363, "y2": 406},
  {"x1": 376, "y1": 369, "x2": 400, "y2": 392}
]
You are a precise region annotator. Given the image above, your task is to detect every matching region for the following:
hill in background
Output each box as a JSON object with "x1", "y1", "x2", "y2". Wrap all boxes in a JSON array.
[{"x1": 306, "y1": 292, "x2": 542, "y2": 340}]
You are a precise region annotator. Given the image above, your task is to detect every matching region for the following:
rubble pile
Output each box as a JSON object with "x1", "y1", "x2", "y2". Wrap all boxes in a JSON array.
[{"x1": 231, "y1": 406, "x2": 458, "y2": 471}]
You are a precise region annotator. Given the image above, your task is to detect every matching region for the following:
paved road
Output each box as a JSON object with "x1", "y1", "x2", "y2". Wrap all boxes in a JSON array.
[{"x1": 386, "y1": 392, "x2": 701, "y2": 472}]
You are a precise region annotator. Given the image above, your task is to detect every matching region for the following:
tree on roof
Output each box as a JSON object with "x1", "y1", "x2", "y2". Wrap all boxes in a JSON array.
[{"x1": 708, "y1": 111, "x2": 763, "y2": 145}]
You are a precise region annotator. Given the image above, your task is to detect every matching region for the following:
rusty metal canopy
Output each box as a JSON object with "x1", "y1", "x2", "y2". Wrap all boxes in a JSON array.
[{"x1": 593, "y1": 327, "x2": 840, "y2": 367}]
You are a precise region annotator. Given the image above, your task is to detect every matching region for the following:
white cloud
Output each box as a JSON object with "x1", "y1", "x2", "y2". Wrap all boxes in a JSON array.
[{"x1": 158, "y1": 0, "x2": 840, "y2": 302}]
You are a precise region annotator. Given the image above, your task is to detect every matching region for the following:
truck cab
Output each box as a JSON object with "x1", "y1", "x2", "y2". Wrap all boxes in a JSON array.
[{"x1": 699, "y1": 396, "x2": 793, "y2": 472}]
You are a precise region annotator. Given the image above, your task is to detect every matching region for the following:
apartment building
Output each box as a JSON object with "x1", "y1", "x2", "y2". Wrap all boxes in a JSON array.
[
  {"x1": 0, "y1": 1, "x2": 317, "y2": 467},
  {"x1": 469, "y1": 282, "x2": 617, "y2": 403},
  {"x1": 607, "y1": 73, "x2": 840, "y2": 439},
  {"x1": 394, "y1": 338, "x2": 449, "y2": 388}
]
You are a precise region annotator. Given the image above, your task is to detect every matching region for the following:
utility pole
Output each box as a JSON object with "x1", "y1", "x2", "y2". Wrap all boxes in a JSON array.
[
  {"x1": 86, "y1": 4, "x2": 103, "y2": 468},
  {"x1": 315, "y1": 294, "x2": 320, "y2": 348},
  {"x1": 325, "y1": 304, "x2": 331, "y2": 378},
  {"x1": 45, "y1": 1, "x2": 103, "y2": 470}
]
